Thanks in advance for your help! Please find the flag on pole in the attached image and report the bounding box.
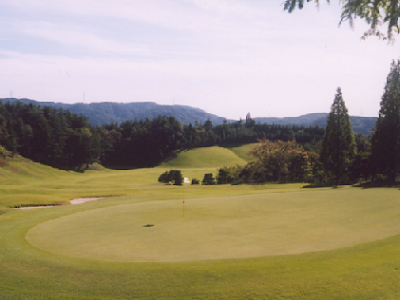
[184,177,190,184]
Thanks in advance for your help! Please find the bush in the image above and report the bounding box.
[169,170,183,185]
[158,171,170,184]
[158,170,183,185]
[216,167,233,184]
[202,173,215,185]
[191,178,200,185]
[217,165,243,184]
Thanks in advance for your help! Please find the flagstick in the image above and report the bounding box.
[183,184,185,217]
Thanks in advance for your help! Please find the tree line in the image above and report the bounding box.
[0,100,325,169]
[0,101,100,169]
[214,61,400,186]
[1,60,400,185]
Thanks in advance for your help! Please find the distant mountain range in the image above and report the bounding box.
[1,98,377,135]
[1,98,230,127]
[254,114,377,136]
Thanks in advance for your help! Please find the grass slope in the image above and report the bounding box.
[161,146,247,168]
[223,143,258,162]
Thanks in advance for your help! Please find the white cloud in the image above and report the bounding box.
[21,21,150,55]
[0,1,398,119]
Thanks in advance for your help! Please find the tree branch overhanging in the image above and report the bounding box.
[283,0,399,41]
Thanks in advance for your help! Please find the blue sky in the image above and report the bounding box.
[1,0,399,119]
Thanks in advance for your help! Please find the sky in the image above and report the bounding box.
[1,0,399,119]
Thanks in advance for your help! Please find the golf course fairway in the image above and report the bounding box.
[26,188,400,262]
[3,150,400,299]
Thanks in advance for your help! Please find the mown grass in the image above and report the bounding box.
[26,188,400,262]
[161,146,247,168]
[223,143,258,162]
[1,149,400,299]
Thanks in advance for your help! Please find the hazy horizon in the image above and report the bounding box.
[1,1,398,119]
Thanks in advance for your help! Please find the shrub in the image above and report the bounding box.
[169,170,183,185]
[158,170,183,185]
[216,165,243,184]
[158,171,170,183]
[202,173,215,185]
[191,178,200,185]
[216,167,233,184]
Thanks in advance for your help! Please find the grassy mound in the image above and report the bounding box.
[223,143,258,162]
[0,155,122,208]
[161,146,247,168]
[0,155,62,180]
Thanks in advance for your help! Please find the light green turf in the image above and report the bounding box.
[0,151,305,209]
[27,188,400,262]
[161,146,247,168]
[3,152,400,299]
[223,143,259,162]
[2,186,400,299]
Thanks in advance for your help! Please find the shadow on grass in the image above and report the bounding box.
[354,180,400,189]
[303,183,333,189]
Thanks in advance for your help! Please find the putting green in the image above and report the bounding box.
[26,188,400,262]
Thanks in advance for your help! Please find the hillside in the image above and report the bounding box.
[255,113,376,135]
[1,98,231,126]
[2,98,377,134]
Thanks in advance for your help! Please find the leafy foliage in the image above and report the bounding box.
[217,166,242,184]
[202,173,216,185]
[244,140,312,183]
[213,141,316,185]
[284,0,400,41]
[158,171,170,184]
[158,170,183,185]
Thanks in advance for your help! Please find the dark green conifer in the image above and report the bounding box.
[371,60,400,182]
[320,88,356,185]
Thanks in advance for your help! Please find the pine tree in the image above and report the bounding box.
[371,60,400,182]
[320,87,356,185]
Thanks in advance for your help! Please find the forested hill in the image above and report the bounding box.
[2,98,376,135]
[255,114,377,136]
[1,98,230,126]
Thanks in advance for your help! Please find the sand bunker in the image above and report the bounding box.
[18,206,55,209]
[70,197,104,205]
[16,197,104,209]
